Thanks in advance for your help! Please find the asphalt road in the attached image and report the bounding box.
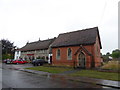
[2,64,115,89]
[0,68,2,89]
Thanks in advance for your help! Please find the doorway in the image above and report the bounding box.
[78,52,86,68]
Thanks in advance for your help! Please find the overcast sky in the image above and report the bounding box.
[0,0,119,54]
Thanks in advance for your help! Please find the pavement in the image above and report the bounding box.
[2,63,120,89]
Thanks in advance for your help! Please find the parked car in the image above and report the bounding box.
[3,59,13,64]
[22,60,28,63]
[3,59,7,63]
[32,59,48,66]
[12,59,27,64]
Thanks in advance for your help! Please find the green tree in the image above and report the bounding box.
[102,52,111,62]
[111,49,120,59]
[1,39,16,59]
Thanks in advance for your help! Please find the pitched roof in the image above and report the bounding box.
[20,38,56,51]
[51,27,102,49]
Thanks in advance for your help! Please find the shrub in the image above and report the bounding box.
[101,60,120,70]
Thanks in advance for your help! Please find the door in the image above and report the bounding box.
[50,56,52,64]
[78,52,86,68]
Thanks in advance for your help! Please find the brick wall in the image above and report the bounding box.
[52,45,95,68]
[52,38,102,69]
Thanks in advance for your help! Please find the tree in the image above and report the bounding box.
[111,49,120,59]
[1,39,16,60]
[106,52,110,56]
[102,52,111,62]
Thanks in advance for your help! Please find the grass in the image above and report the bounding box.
[101,60,120,70]
[25,66,73,73]
[25,62,120,81]
[69,70,120,81]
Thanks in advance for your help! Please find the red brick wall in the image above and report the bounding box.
[52,45,93,68]
[52,37,102,68]
[93,36,102,67]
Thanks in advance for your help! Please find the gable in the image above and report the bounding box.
[74,45,92,56]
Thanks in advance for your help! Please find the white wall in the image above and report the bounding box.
[14,51,21,60]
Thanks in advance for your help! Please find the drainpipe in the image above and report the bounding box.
[91,56,95,69]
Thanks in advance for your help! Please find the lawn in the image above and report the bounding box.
[25,66,73,73]
[25,65,120,81]
[69,70,120,81]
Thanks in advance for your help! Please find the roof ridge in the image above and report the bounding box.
[27,37,56,44]
[60,27,98,35]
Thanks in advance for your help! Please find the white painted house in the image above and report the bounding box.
[14,49,21,60]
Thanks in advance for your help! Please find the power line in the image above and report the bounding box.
[98,0,107,26]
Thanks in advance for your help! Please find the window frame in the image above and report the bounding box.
[67,48,72,60]
[56,49,61,60]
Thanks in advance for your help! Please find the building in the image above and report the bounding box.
[14,49,21,60]
[19,38,56,62]
[51,27,102,68]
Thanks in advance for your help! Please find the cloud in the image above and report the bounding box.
[0,0,118,54]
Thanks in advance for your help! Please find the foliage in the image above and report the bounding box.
[101,60,120,70]
[69,70,120,81]
[1,39,16,59]
[111,49,120,59]
[102,52,111,62]
[2,54,12,60]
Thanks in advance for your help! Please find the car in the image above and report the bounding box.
[32,59,48,66]
[3,59,7,63]
[22,60,28,63]
[3,59,13,64]
[12,59,27,64]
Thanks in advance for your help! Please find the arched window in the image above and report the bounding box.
[56,49,60,60]
[67,48,72,60]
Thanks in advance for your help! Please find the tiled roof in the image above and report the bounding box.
[51,27,102,49]
[20,38,56,51]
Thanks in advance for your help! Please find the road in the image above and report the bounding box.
[0,68,2,89]
[2,64,115,89]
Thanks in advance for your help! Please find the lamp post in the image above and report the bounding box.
[0,41,2,60]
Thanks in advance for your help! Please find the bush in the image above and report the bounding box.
[2,54,13,60]
[101,60,120,70]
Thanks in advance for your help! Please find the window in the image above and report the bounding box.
[17,51,19,54]
[56,49,60,60]
[67,48,72,60]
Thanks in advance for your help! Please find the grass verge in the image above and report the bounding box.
[25,66,73,73]
[69,70,120,81]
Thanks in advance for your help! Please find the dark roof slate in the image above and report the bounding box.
[51,27,102,49]
[20,38,56,51]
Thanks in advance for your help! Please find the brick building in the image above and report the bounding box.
[51,27,102,68]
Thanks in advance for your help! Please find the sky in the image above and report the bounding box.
[0,0,119,54]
